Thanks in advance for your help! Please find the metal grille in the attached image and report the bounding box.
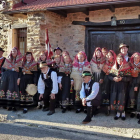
[17,28,27,55]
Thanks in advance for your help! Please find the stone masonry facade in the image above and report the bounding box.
[0,0,140,59]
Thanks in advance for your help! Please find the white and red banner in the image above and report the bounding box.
[45,29,53,58]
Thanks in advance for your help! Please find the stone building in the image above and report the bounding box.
[0,0,140,60]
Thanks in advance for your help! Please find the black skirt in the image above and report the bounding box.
[20,74,37,108]
[60,74,74,107]
[0,70,20,107]
[101,75,110,106]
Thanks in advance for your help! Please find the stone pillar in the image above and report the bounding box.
[27,12,46,59]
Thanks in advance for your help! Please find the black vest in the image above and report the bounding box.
[41,69,53,89]
[84,80,101,101]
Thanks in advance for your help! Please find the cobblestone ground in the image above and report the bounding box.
[0,108,140,140]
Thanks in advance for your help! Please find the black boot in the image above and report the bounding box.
[138,116,140,124]
[137,114,140,119]
[12,107,17,112]
[23,108,28,114]
[7,107,12,111]
[82,107,92,124]
[62,108,67,113]
[47,99,55,115]
[130,113,135,118]
[76,108,82,113]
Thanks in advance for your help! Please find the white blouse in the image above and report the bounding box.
[38,68,58,94]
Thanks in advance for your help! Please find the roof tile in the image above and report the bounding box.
[9,0,125,12]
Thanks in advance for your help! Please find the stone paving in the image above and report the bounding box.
[0,108,140,140]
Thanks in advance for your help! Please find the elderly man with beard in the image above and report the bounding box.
[38,61,58,115]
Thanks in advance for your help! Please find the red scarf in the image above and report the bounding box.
[91,47,106,64]
[73,51,90,67]
[103,50,116,74]
[110,54,131,77]
[2,47,23,72]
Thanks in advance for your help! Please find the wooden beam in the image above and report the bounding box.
[11,23,27,29]
[72,19,140,26]
[109,5,115,12]
[82,8,89,15]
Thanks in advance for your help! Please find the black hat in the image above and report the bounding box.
[0,48,5,52]
[119,43,129,50]
[82,71,92,77]
[54,47,62,52]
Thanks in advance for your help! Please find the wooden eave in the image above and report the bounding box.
[2,0,140,17]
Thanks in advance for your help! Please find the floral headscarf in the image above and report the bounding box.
[59,54,72,74]
[130,52,140,69]
[73,51,90,67]
[2,47,23,72]
[91,47,106,64]
[110,53,131,77]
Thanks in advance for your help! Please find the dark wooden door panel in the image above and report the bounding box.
[87,29,140,61]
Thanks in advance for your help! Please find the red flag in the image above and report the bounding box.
[45,29,53,58]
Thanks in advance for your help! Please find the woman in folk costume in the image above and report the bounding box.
[108,53,131,120]
[38,51,47,64]
[102,47,108,58]
[71,51,91,113]
[100,50,116,114]
[20,52,38,113]
[90,47,106,83]
[61,51,73,63]
[0,47,22,111]
[58,54,74,113]
[0,48,5,81]
[129,52,140,124]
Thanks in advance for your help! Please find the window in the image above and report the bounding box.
[17,28,27,55]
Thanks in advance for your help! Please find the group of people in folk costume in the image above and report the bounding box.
[0,42,140,124]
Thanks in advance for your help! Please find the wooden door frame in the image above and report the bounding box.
[76,18,140,60]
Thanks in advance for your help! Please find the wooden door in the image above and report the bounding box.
[86,28,140,61]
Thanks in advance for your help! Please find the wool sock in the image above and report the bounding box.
[116,112,120,117]
[122,111,125,117]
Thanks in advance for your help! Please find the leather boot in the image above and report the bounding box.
[47,99,56,115]
[82,107,92,124]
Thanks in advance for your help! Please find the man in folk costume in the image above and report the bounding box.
[37,51,48,109]
[71,51,91,113]
[129,52,140,124]
[119,43,132,62]
[119,43,132,110]
[51,55,61,73]
[38,61,58,115]
[100,50,116,115]
[0,48,5,81]
[80,71,101,124]
[20,52,38,113]
[109,54,131,120]
[90,47,106,83]
[50,54,61,108]
[0,47,22,111]
[54,47,62,56]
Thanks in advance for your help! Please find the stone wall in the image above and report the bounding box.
[0,5,140,59]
